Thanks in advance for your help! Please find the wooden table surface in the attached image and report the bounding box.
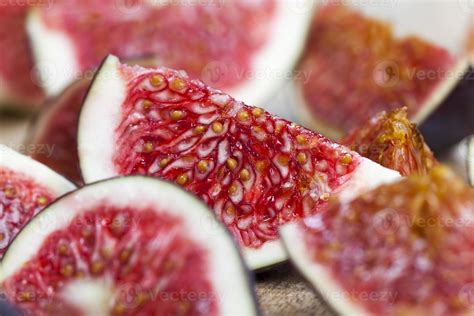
[256,263,335,316]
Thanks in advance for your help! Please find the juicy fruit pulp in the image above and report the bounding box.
[112,72,360,248]
[29,79,89,185]
[0,145,75,258]
[282,166,474,316]
[29,0,276,96]
[0,4,44,108]
[297,4,457,137]
[4,206,217,315]
[0,177,257,315]
[0,169,53,257]
[79,56,401,269]
[343,108,437,176]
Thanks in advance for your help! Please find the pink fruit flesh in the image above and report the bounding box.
[296,167,474,316]
[112,64,360,249]
[31,79,89,185]
[0,5,44,106]
[38,0,276,89]
[3,205,217,315]
[0,168,53,257]
[297,4,456,133]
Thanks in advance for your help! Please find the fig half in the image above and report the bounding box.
[0,145,75,258]
[281,166,474,316]
[28,78,90,185]
[295,3,470,139]
[0,176,258,315]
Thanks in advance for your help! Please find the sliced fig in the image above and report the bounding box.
[0,176,258,315]
[0,145,75,258]
[28,78,89,185]
[27,0,313,105]
[78,55,400,270]
[343,107,437,176]
[281,166,474,316]
[0,4,44,110]
[295,3,470,139]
